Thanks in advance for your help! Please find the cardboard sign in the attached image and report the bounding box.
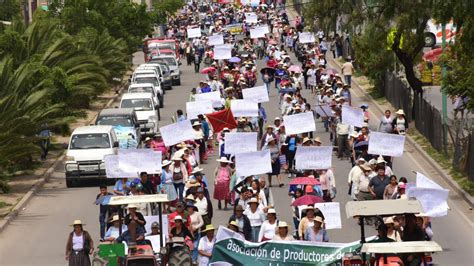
[341,105,364,128]
[245,12,258,24]
[283,112,316,135]
[235,150,272,177]
[208,34,224,46]
[299,32,316,43]
[194,90,223,108]
[224,132,258,154]
[368,132,405,157]
[242,86,269,103]
[295,146,333,170]
[314,105,334,117]
[250,26,268,39]
[230,99,259,117]
[187,27,201,39]
[186,101,214,119]
[159,120,196,146]
[214,44,233,59]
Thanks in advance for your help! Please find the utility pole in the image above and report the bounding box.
[441,23,448,156]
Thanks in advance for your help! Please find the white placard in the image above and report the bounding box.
[145,235,162,253]
[213,44,233,59]
[406,187,449,217]
[416,172,443,190]
[186,101,214,119]
[250,26,268,39]
[159,120,196,146]
[105,154,136,178]
[224,132,258,154]
[187,27,201,39]
[314,202,342,229]
[314,105,334,117]
[230,99,259,117]
[242,86,269,103]
[208,34,224,46]
[194,90,223,108]
[240,0,249,5]
[283,112,316,135]
[245,12,258,24]
[368,132,405,157]
[144,215,169,242]
[341,105,364,127]
[118,149,162,175]
[235,150,272,177]
[250,0,260,6]
[295,146,333,170]
[299,32,316,43]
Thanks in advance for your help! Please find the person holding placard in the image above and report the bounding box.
[170,154,189,201]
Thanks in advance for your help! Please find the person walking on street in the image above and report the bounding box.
[65,220,94,266]
[341,58,354,86]
[214,157,233,210]
[95,185,113,240]
[392,109,409,135]
[378,110,394,133]
[369,166,391,200]
[304,216,328,242]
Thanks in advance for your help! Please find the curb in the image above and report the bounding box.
[0,77,130,234]
[330,58,474,208]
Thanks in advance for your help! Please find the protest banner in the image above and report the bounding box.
[214,44,233,59]
[159,120,196,146]
[405,172,449,217]
[283,112,316,135]
[194,90,223,108]
[208,34,224,46]
[314,203,342,229]
[225,23,243,35]
[235,150,271,177]
[314,105,334,118]
[210,227,364,265]
[341,105,364,127]
[295,146,333,170]
[104,154,136,178]
[250,26,268,38]
[299,32,316,44]
[245,12,258,23]
[231,99,259,117]
[368,131,405,157]
[187,27,201,39]
[118,149,162,175]
[242,85,269,103]
[224,132,258,154]
[416,172,444,189]
[186,100,214,119]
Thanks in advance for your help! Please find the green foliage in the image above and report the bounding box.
[0,0,20,21]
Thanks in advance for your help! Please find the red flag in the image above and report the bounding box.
[205,109,238,133]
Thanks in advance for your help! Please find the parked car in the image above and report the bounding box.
[149,55,181,85]
[120,93,160,139]
[131,73,164,107]
[143,63,173,90]
[65,125,118,187]
[128,83,161,111]
[95,108,140,149]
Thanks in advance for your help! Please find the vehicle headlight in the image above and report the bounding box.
[149,115,158,122]
[65,156,75,161]
[65,163,78,171]
[99,162,106,169]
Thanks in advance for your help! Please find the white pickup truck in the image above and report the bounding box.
[120,92,159,139]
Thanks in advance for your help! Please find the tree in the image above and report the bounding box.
[0,0,20,21]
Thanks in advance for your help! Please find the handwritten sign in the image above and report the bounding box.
[235,150,272,177]
[159,120,196,146]
[407,187,449,217]
[208,34,224,46]
[283,112,316,135]
[314,105,334,117]
[194,90,223,108]
[299,32,316,43]
[295,146,333,170]
[416,172,443,190]
[224,132,258,154]
[314,202,342,229]
[368,132,405,157]
[242,86,269,103]
[186,101,214,119]
[213,44,233,59]
[144,214,169,250]
[118,149,162,175]
[245,12,258,24]
[105,154,136,178]
[230,99,259,117]
[250,26,268,39]
[187,27,201,39]
[341,105,364,127]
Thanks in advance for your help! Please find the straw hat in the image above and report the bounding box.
[266,136,276,143]
[228,220,239,228]
[314,216,324,224]
[247,198,259,204]
[313,137,322,143]
[395,109,405,115]
[384,217,395,224]
[110,215,121,223]
[70,220,86,226]
[377,155,387,164]
[174,215,184,221]
[127,204,138,209]
[267,208,277,214]
[360,164,372,172]
[223,127,230,132]
[350,131,361,138]
[162,160,172,167]
[274,117,281,121]
[202,224,216,232]
[172,153,183,161]
[192,121,202,127]
[191,167,204,174]
[216,157,231,163]
[185,194,195,202]
[278,221,289,228]
[302,137,312,144]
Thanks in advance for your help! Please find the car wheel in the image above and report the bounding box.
[176,79,181,86]
[66,177,78,188]
[424,33,436,47]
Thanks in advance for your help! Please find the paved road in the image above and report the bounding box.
[0,48,472,265]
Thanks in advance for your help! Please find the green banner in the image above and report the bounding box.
[209,227,363,265]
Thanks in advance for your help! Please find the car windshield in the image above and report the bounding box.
[70,133,110,149]
[129,87,153,93]
[97,115,133,127]
[159,64,170,74]
[121,99,153,111]
[134,77,159,86]
[151,57,177,66]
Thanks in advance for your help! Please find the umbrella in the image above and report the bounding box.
[288,65,302,73]
[354,140,369,150]
[291,195,324,207]
[289,177,321,186]
[200,67,216,74]
[205,108,238,133]
[229,57,241,63]
[268,40,277,45]
[260,67,275,75]
[324,68,338,75]
[423,47,442,62]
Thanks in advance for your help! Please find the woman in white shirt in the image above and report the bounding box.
[198,225,216,266]
[273,221,294,241]
[244,198,266,242]
[258,208,279,242]
[188,203,204,263]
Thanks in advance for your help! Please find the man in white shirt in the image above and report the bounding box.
[347,158,366,200]
[335,113,350,159]
[341,58,355,86]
